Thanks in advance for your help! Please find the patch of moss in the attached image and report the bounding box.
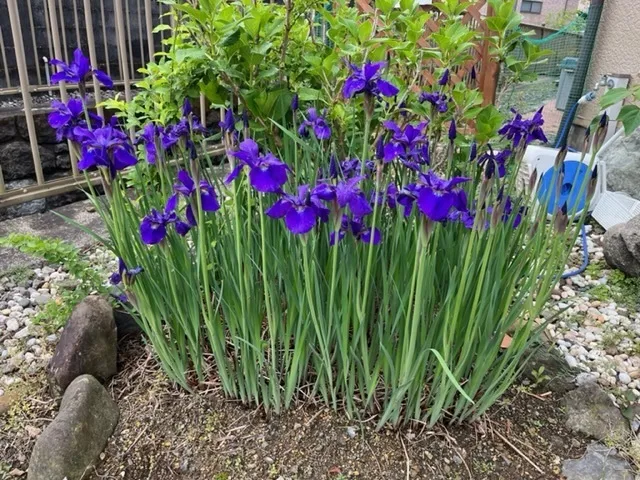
[587,284,610,302]
[586,271,640,314]
[608,270,640,314]
[584,261,605,279]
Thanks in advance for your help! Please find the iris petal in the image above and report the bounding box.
[284,207,316,234]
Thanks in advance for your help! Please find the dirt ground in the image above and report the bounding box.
[1,335,593,480]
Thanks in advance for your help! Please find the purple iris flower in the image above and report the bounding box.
[416,171,469,222]
[50,48,113,88]
[372,182,398,209]
[314,176,373,217]
[298,108,331,140]
[439,69,450,86]
[469,141,477,162]
[226,139,289,193]
[325,157,374,180]
[399,171,469,222]
[174,204,198,236]
[495,192,525,228]
[498,107,548,148]
[419,91,449,113]
[265,185,329,235]
[448,119,457,142]
[135,123,160,165]
[219,108,236,133]
[448,209,475,229]
[329,215,381,246]
[173,170,221,212]
[182,99,192,117]
[140,198,179,245]
[48,98,95,142]
[478,146,511,179]
[160,103,208,157]
[109,258,143,286]
[74,125,137,178]
[343,61,399,99]
[291,94,299,112]
[381,121,429,166]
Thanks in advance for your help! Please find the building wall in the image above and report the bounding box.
[575,0,640,128]
[516,0,581,26]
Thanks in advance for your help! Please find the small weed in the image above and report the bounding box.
[586,271,640,314]
[584,261,605,279]
[213,473,230,480]
[32,290,80,333]
[608,270,640,314]
[587,284,610,302]
[1,266,35,284]
[473,459,494,474]
[530,366,551,388]
[602,330,626,351]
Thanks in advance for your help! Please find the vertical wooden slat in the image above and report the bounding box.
[200,94,206,124]
[0,164,5,194]
[114,0,132,102]
[72,0,82,50]
[42,0,55,65]
[7,0,44,185]
[144,0,155,60]
[57,0,69,62]
[114,0,134,139]
[100,0,111,78]
[26,0,43,85]
[0,26,11,88]
[47,0,79,176]
[137,0,145,67]
[83,0,104,117]
[125,0,135,79]
[479,4,499,105]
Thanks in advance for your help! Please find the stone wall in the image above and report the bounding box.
[0,108,83,220]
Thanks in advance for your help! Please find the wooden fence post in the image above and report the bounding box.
[479,4,500,106]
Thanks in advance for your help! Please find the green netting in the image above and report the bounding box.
[496,13,588,142]
[512,14,586,77]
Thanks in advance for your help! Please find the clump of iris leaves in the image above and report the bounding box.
[44,6,602,428]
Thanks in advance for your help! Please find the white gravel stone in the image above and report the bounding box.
[14,327,30,340]
[619,372,632,385]
[5,318,19,332]
[565,355,579,368]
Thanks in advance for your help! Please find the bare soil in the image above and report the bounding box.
[1,335,592,480]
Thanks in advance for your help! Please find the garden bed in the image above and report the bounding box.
[2,334,590,479]
[1,219,638,479]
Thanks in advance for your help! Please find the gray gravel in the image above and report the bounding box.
[0,248,116,393]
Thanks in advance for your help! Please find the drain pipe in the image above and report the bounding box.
[556,0,606,147]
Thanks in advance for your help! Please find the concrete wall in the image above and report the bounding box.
[516,0,581,26]
[574,0,640,128]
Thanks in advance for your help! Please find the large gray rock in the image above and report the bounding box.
[0,140,57,181]
[47,296,117,393]
[564,383,631,442]
[562,442,635,480]
[27,375,119,480]
[600,127,640,200]
[603,214,640,277]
